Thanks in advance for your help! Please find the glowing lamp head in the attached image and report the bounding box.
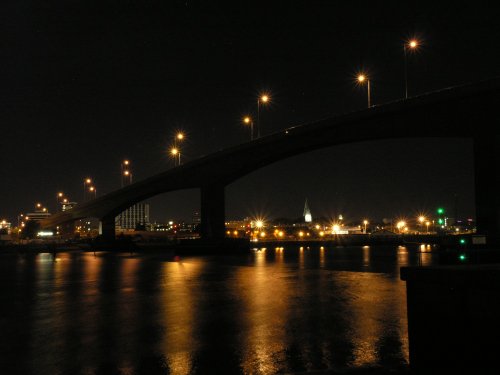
[243,116,251,124]
[357,74,366,83]
[58,192,63,197]
[85,178,91,184]
[171,148,179,156]
[418,216,425,223]
[260,94,269,103]
[177,133,184,140]
[408,39,418,49]
[123,160,129,165]
[124,170,130,176]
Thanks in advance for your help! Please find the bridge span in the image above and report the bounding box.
[41,78,500,245]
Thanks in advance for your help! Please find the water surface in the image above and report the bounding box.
[0,245,437,374]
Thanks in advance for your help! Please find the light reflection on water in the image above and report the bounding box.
[0,245,438,374]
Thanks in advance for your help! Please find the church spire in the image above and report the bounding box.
[304,199,312,223]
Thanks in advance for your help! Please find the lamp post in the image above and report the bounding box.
[123,170,132,185]
[89,186,97,199]
[418,215,426,234]
[357,74,371,108]
[121,160,130,187]
[172,132,184,166]
[175,132,184,146]
[257,94,269,138]
[57,192,64,211]
[83,178,92,201]
[243,116,254,141]
[363,220,369,233]
[404,39,419,99]
[171,147,180,166]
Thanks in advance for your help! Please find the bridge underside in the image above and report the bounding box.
[40,79,500,245]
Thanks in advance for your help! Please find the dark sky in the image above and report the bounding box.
[1,1,499,224]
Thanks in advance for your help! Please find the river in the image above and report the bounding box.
[0,244,438,374]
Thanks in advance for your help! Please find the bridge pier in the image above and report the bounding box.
[99,216,116,242]
[474,134,500,246]
[200,184,226,240]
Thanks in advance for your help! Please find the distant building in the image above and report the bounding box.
[61,201,77,212]
[304,199,312,223]
[115,203,150,230]
[192,211,201,225]
[0,220,11,232]
[25,210,51,222]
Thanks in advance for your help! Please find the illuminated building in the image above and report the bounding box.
[115,203,150,230]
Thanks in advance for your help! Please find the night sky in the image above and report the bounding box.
[1,1,499,224]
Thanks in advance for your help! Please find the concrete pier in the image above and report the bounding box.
[401,265,500,374]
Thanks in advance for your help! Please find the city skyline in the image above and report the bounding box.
[1,2,498,223]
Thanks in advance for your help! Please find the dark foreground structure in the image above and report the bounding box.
[401,265,500,374]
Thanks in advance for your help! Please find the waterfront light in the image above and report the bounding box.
[363,220,369,233]
[396,221,406,232]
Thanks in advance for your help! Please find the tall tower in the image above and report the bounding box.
[304,199,312,223]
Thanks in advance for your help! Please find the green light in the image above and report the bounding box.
[459,238,466,245]
[438,218,444,225]
[437,208,444,215]
[459,254,467,261]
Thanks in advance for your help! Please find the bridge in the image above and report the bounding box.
[41,78,500,245]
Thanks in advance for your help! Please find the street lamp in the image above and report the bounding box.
[357,74,371,108]
[176,132,184,143]
[83,178,92,201]
[363,220,369,233]
[171,147,180,166]
[257,94,270,138]
[404,39,419,99]
[121,160,130,187]
[123,170,132,185]
[418,215,426,233]
[396,221,406,233]
[89,186,97,199]
[425,221,430,234]
[57,192,64,211]
[243,116,254,141]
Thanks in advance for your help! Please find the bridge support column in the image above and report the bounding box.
[200,184,226,240]
[474,134,500,246]
[99,216,116,242]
